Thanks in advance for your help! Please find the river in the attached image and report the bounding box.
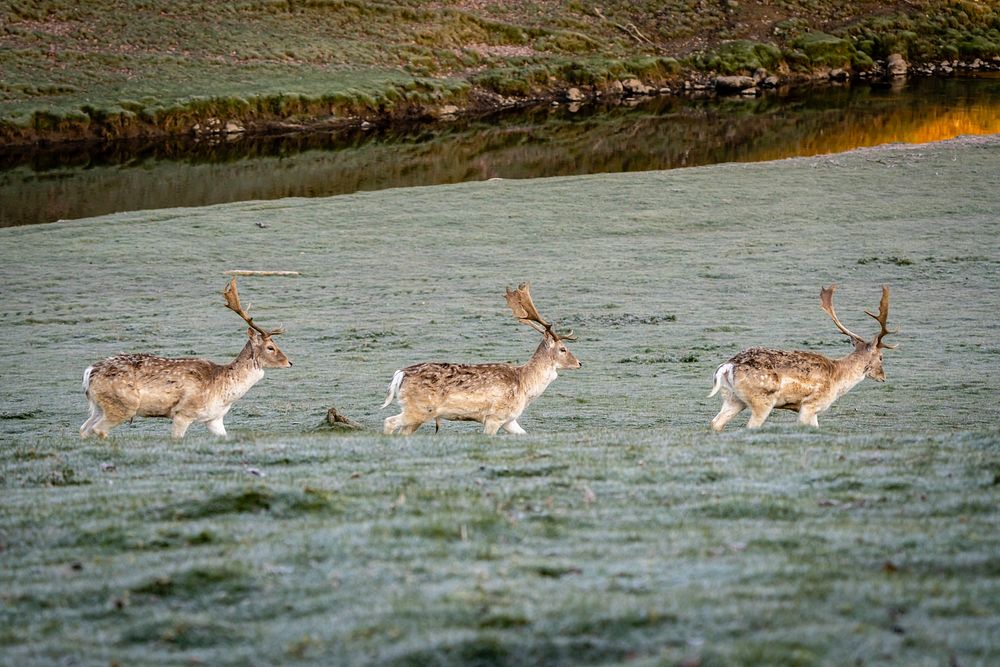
[1,74,998,227]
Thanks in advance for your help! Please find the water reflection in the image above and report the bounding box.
[2,74,998,227]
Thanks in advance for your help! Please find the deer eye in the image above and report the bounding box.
[267,345,275,351]
[559,347,567,352]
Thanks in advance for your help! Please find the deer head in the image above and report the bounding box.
[223,279,291,368]
[820,284,896,380]
[505,282,580,369]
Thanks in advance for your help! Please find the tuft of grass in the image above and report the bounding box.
[120,615,243,647]
[792,32,861,69]
[693,39,783,75]
[163,485,341,519]
[130,563,255,600]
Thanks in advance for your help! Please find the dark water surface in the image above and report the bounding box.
[2,74,999,227]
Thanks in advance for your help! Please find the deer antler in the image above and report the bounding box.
[819,284,866,345]
[864,285,898,349]
[223,279,283,337]
[505,283,576,340]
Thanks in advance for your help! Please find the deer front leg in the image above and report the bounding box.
[502,420,527,435]
[798,407,820,428]
[206,417,228,437]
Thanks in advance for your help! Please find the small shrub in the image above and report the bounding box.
[793,32,858,69]
[696,40,783,74]
[958,35,1000,57]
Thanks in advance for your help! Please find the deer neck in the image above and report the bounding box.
[518,341,560,402]
[218,340,266,403]
[830,347,870,398]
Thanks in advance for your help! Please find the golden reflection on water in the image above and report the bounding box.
[758,107,1000,162]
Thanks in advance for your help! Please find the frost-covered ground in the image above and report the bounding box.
[1,136,998,666]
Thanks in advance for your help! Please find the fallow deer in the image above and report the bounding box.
[709,284,897,430]
[381,283,581,435]
[80,279,291,439]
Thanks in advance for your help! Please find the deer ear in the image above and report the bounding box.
[247,327,260,340]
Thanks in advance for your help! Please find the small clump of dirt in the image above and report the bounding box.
[320,406,364,432]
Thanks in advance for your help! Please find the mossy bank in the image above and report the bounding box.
[2,0,1000,145]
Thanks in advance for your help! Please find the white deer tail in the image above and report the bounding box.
[708,362,734,398]
[381,370,405,409]
[82,366,95,394]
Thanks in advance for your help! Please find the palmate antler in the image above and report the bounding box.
[223,279,284,337]
[820,284,896,348]
[864,285,898,349]
[504,282,575,340]
[819,284,865,345]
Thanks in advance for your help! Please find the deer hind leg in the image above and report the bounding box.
[399,421,426,435]
[171,414,195,439]
[90,410,130,439]
[80,401,103,438]
[483,417,504,435]
[383,414,401,434]
[711,396,746,432]
[384,409,426,435]
[388,400,432,435]
[88,395,137,439]
[384,413,416,434]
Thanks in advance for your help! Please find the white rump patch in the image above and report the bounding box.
[381,370,405,408]
[708,363,734,398]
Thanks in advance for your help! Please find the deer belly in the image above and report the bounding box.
[436,396,515,423]
[436,403,491,423]
[136,383,199,418]
[766,376,814,406]
[439,412,485,424]
[135,393,179,417]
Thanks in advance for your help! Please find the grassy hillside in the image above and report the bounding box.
[1,0,999,143]
[1,137,998,665]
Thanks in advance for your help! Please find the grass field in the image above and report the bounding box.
[1,136,999,665]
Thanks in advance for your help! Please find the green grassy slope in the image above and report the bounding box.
[1,0,999,143]
[1,137,998,665]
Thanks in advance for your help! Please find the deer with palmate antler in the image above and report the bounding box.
[382,283,581,435]
[80,280,291,439]
[708,284,897,431]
